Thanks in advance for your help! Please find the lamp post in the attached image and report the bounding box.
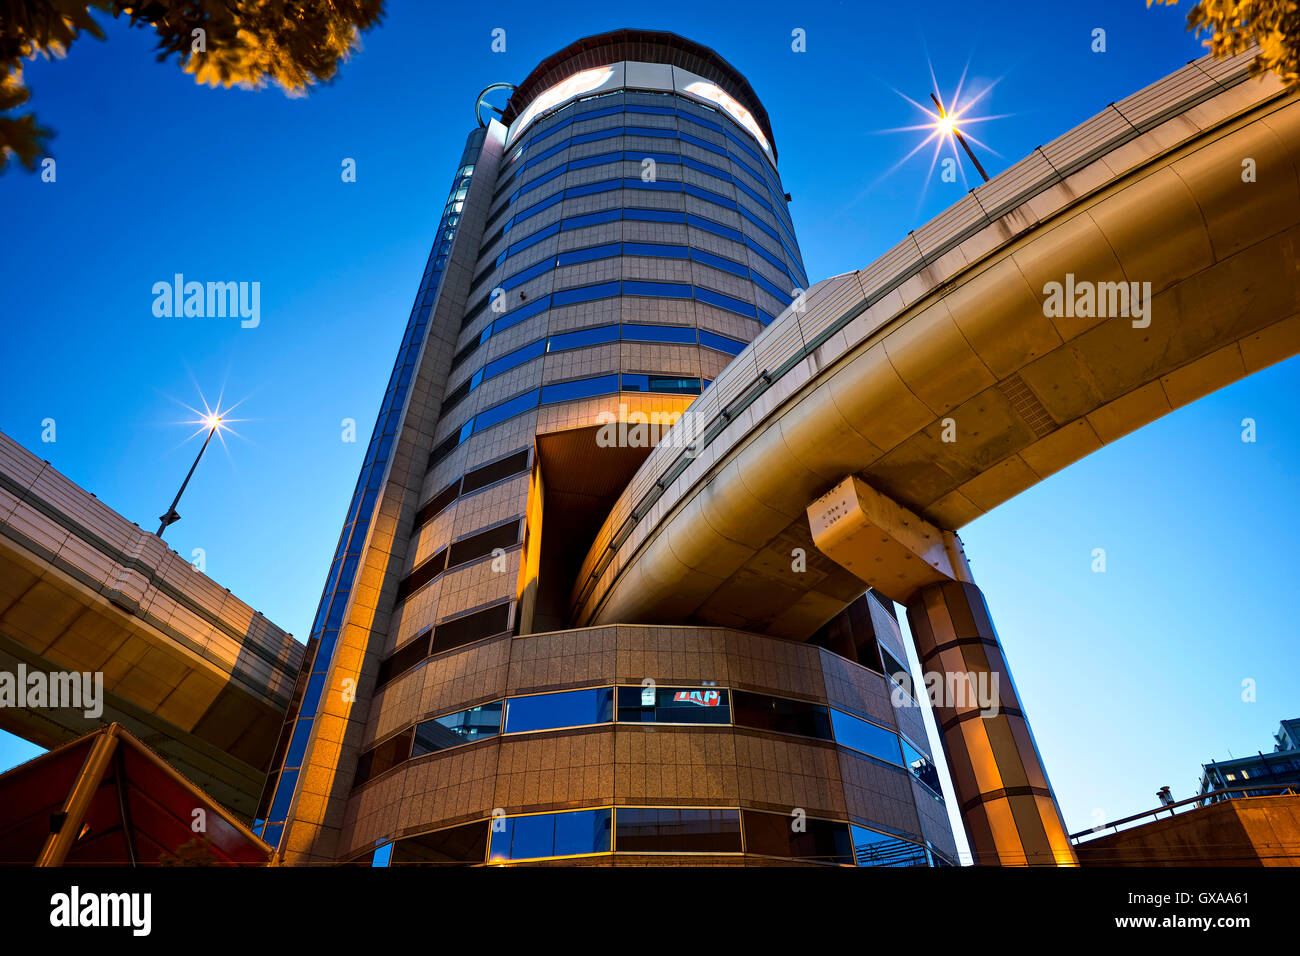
[156,415,221,538]
[931,91,990,183]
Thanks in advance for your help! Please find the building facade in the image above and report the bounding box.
[255,29,957,866]
[1199,718,1300,803]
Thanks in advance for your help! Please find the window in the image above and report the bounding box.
[732,690,832,740]
[447,520,520,568]
[695,286,757,319]
[615,808,741,853]
[472,389,540,433]
[626,208,685,223]
[484,338,545,379]
[504,687,614,733]
[622,241,689,259]
[830,709,903,766]
[354,728,413,786]
[552,281,620,306]
[622,280,692,298]
[548,325,619,352]
[622,323,696,344]
[391,821,489,865]
[850,825,930,867]
[490,808,612,861]
[691,247,749,278]
[376,630,432,687]
[460,450,530,496]
[616,686,730,724]
[621,374,701,395]
[699,330,746,355]
[743,810,853,864]
[431,602,510,654]
[412,702,503,756]
[540,374,619,404]
[557,242,619,266]
[901,738,943,798]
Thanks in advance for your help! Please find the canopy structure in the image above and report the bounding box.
[0,723,273,866]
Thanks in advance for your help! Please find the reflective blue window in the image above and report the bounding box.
[691,248,749,278]
[490,808,612,861]
[830,709,903,765]
[684,182,735,208]
[622,374,702,395]
[625,176,680,192]
[472,389,540,433]
[901,738,944,798]
[695,287,757,319]
[626,208,685,223]
[623,280,691,298]
[566,179,619,198]
[501,258,553,291]
[850,825,930,867]
[548,325,619,351]
[568,150,624,170]
[622,324,696,344]
[616,686,730,723]
[563,208,622,230]
[750,269,794,304]
[495,295,552,331]
[412,702,503,756]
[372,842,393,867]
[552,281,619,306]
[484,339,545,379]
[699,330,746,355]
[623,241,689,259]
[557,242,620,266]
[504,688,614,733]
[686,213,742,243]
[540,374,620,405]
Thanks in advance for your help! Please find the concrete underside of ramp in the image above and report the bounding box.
[572,56,1300,638]
[0,432,304,820]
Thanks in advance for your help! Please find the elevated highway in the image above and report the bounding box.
[0,430,304,819]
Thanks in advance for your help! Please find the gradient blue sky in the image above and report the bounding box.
[1,0,1296,860]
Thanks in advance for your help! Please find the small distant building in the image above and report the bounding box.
[1072,718,1300,866]
[1199,718,1300,804]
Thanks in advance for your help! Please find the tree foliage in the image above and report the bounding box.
[1152,0,1300,84]
[0,1,384,172]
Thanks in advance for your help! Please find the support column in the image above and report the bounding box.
[905,579,1077,866]
[809,475,1077,866]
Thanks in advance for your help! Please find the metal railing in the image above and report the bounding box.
[1069,783,1300,843]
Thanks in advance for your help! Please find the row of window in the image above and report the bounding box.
[394,518,521,605]
[476,202,797,300]
[485,173,798,281]
[355,683,942,801]
[502,92,787,226]
[426,369,707,472]
[373,603,511,693]
[489,140,794,260]
[415,448,531,532]
[466,235,796,328]
[452,275,763,377]
[255,159,481,848]
[443,320,742,417]
[362,807,949,866]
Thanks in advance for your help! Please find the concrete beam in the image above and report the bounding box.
[807,475,972,604]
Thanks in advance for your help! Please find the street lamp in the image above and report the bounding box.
[156,413,222,538]
[930,91,990,183]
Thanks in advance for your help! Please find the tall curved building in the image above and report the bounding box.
[257,29,959,866]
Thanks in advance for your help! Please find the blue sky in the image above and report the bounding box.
[1,0,1296,859]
